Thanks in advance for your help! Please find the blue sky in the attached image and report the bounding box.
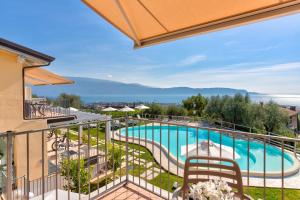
[1,0,300,94]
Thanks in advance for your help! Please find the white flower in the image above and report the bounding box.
[219,180,227,191]
[189,179,238,200]
[226,186,232,193]
[200,196,208,200]
[208,193,219,200]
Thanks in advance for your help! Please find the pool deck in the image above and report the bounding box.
[113,130,300,189]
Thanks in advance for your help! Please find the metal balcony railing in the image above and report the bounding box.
[139,114,300,155]
[0,117,300,200]
[24,98,71,120]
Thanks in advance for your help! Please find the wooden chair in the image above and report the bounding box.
[172,156,251,200]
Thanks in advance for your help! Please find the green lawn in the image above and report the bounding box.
[82,126,105,140]
[128,163,146,176]
[148,173,300,200]
[148,172,183,192]
[245,187,300,200]
[67,127,106,147]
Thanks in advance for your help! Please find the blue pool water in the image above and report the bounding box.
[120,125,295,172]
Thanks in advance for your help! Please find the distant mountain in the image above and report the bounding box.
[32,76,249,98]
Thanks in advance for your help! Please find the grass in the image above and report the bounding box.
[126,142,155,162]
[68,133,78,141]
[82,126,106,140]
[128,163,146,176]
[245,187,300,200]
[67,127,106,147]
[149,174,300,200]
[148,172,183,192]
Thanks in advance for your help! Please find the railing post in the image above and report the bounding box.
[105,121,111,143]
[79,125,83,145]
[125,116,129,182]
[6,131,13,200]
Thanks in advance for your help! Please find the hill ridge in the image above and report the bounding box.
[32,76,249,97]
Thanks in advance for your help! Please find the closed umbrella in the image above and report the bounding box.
[102,107,117,112]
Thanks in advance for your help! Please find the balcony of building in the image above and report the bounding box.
[0,116,299,200]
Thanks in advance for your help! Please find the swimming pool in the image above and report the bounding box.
[120,125,299,174]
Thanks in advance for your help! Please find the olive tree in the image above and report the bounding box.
[144,103,165,116]
[263,101,289,133]
[182,94,207,116]
[166,105,187,116]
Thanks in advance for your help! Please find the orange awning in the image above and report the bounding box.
[82,0,300,48]
[25,68,74,86]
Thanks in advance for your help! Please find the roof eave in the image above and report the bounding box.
[0,38,55,63]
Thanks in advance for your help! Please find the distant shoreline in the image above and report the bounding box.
[78,93,300,107]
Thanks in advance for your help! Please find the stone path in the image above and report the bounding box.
[140,167,162,180]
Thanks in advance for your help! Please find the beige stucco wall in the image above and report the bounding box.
[0,50,48,180]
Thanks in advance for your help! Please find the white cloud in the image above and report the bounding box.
[243,62,300,73]
[158,62,300,94]
[106,74,113,78]
[179,54,207,66]
[237,44,280,53]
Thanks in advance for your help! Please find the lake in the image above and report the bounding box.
[81,94,300,107]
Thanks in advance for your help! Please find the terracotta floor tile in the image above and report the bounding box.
[99,183,164,200]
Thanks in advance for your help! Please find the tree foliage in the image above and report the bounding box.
[264,101,289,132]
[55,93,82,108]
[201,94,290,135]
[60,159,91,194]
[222,94,250,125]
[182,94,207,116]
[144,103,166,116]
[166,105,187,116]
[107,144,123,172]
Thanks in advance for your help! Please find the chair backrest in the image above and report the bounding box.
[182,156,244,199]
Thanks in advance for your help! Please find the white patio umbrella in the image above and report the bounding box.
[102,107,117,112]
[135,104,149,110]
[69,107,79,112]
[119,106,135,112]
[181,141,240,159]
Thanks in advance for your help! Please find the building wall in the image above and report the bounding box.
[0,50,48,180]
[0,50,24,131]
[290,115,298,130]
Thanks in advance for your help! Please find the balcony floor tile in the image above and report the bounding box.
[99,183,164,200]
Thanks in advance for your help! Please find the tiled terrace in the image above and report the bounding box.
[99,183,164,200]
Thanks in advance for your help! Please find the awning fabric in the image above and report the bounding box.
[25,68,74,86]
[82,0,300,48]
